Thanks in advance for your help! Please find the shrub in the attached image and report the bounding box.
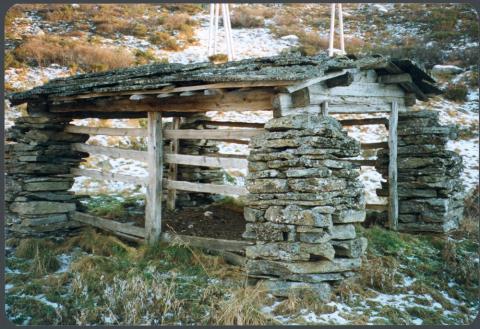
[164,13,196,32]
[134,49,157,65]
[298,32,329,56]
[230,6,265,28]
[132,23,148,37]
[443,83,468,102]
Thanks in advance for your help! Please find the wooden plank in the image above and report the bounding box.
[163,128,264,140]
[160,231,253,253]
[366,204,388,212]
[348,159,377,166]
[71,168,147,185]
[167,117,180,211]
[198,120,265,128]
[71,211,146,238]
[145,112,163,244]
[321,101,329,116]
[378,73,413,84]
[164,153,248,169]
[71,143,148,162]
[50,89,275,114]
[339,118,389,127]
[388,101,399,231]
[361,142,388,150]
[165,179,248,195]
[300,94,406,108]
[65,125,147,137]
[50,80,296,102]
[218,139,250,145]
[309,82,405,98]
[286,70,347,93]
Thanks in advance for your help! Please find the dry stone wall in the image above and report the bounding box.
[5,114,89,236]
[376,110,465,232]
[243,114,367,301]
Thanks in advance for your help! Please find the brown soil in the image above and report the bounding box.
[103,203,247,241]
[163,204,246,240]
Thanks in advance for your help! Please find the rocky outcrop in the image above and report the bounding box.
[243,114,367,301]
[5,115,88,236]
[376,110,465,233]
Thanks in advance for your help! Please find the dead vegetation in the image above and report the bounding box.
[230,5,274,28]
[12,35,134,72]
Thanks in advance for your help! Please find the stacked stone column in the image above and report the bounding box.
[5,114,89,236]
[376,110,465,233]
[243,115,367,301]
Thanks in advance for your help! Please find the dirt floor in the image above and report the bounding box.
[92,203,247,241]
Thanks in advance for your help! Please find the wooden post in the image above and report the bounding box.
[145,112,163,244]
[207,4,215,56]
[338,4,345,54]
[167,117,180,211]
[321,101,329,116]
[388,101,398,230]
[328,3,336,57]
[213,3,220,54]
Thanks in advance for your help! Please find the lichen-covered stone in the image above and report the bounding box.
[260,280,332,302]
[10,201,76,215]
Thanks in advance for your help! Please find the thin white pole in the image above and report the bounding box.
[221,4,232,60]
[328,3,336,57]
[225,4,235,60]
[207,4,215,56]
[338,3,345,54]
[213,3,220,54]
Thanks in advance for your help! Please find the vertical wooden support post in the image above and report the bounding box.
[321,101,329,116]
[388,101,399,230]
[146,112,163,244]
[328,3,336,57]
[167,117,180,211]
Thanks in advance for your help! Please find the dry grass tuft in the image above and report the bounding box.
[59,228,137,257]
[209,285,276,325]
[208,53,229,64]
[29,246,60,276]
[274,290,336,315]
[359,255,400,293]
[231,6,271,28]
[15,238,56,259]
[13,35,134,72]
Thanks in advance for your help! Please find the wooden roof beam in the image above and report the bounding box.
[49,89,275,114]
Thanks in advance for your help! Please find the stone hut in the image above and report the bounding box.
[5,54,464,298]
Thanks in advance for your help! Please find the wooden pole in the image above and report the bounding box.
[321,101,329,116]
[167,117,181,211]
[338,3,345,54]
[388,101,398,231]
[207,4,215,56]
[221,4,232,60]
[145,112,163,244]
[328,3,336,57]
[213,3,220,54]
[225,4,235,60]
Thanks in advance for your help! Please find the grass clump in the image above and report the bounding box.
[208,53,229,64]
[443,83,469,102]
[209,285,275,325]
[12,35,134,72]
[29,248,60,276]
[15,238,56,259]
[230,6,266,28]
